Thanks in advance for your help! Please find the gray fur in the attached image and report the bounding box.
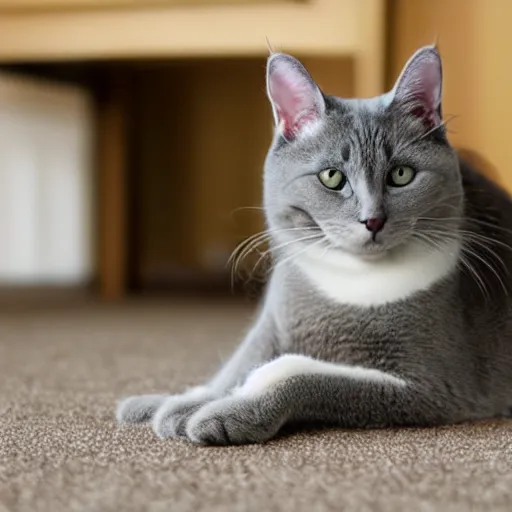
[117,46,512,444]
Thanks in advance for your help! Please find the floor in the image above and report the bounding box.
[0,296,511,512]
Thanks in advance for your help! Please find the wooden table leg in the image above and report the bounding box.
[98,75,127,300]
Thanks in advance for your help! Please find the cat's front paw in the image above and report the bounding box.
[152,386,215,439]
[116,394,168,424]
[185,395,285,445]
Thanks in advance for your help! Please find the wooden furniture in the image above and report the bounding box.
[0,0,386,298]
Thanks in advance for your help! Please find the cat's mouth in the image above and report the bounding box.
[319,227,389,258]
[360,242,390,260]
[286,205,400,260]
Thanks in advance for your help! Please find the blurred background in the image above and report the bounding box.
[0,0,509,302]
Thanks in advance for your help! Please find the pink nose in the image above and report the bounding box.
[363,217,386,234]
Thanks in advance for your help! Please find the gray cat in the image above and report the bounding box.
[116,46,512,445]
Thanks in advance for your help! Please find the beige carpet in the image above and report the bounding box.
[0,295,511,512]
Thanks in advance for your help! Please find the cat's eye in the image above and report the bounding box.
[318,168,346,191]
[387,166,416,187]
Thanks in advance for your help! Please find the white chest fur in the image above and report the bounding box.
[293,240,460,307]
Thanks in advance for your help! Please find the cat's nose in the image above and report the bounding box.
[362,217,386,234]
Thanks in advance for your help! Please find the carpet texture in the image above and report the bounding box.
[0,296,511,512]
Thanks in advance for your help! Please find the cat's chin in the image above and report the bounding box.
[331,244,390,262]
[357,251,389,262]
[349,238,424,263]
[333,239,415,262]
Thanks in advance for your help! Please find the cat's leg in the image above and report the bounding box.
[116,394,168,424]
[116,305,277,437]
[151,308,278,438]
[184,354,455,445]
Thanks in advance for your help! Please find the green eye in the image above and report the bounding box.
[318,168,346,191]
[388,166,416,187]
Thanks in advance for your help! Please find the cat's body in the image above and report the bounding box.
[117,46,512,444]
[271,159,512,423]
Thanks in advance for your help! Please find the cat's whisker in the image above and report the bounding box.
[453,234,507,274]
[230,226,323,289]
[251,233,325,277]
[231,232,271,273]
[415,114,459,142]
[460,244,508,296]
[464,219,512,237]
[391,115,459,160]
[228,230,270,265]
[414,192,466,218]
[419,215,512,238]
[230,226,323,285]
[229,231,272,289]
[229,226,318,268]
[458,252,490,302]
[430,230,509,290]
[413,231,491,301]
[319,243,332,260]
[434,231,506,274]
[229,228,290,289]
[229,206,265,217]
[271,237,328,273]
[419,223,512,256]
[268,233,324,257]
[456,236,509,275]
[414,228,505,299]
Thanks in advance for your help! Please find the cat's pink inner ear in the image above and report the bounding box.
[393,47,442,129]
[267,55,324,140]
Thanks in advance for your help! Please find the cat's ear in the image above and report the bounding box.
[390,46,443,129]
[266,53,326,141]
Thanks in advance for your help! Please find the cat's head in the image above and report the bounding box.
[263,46,463,261]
